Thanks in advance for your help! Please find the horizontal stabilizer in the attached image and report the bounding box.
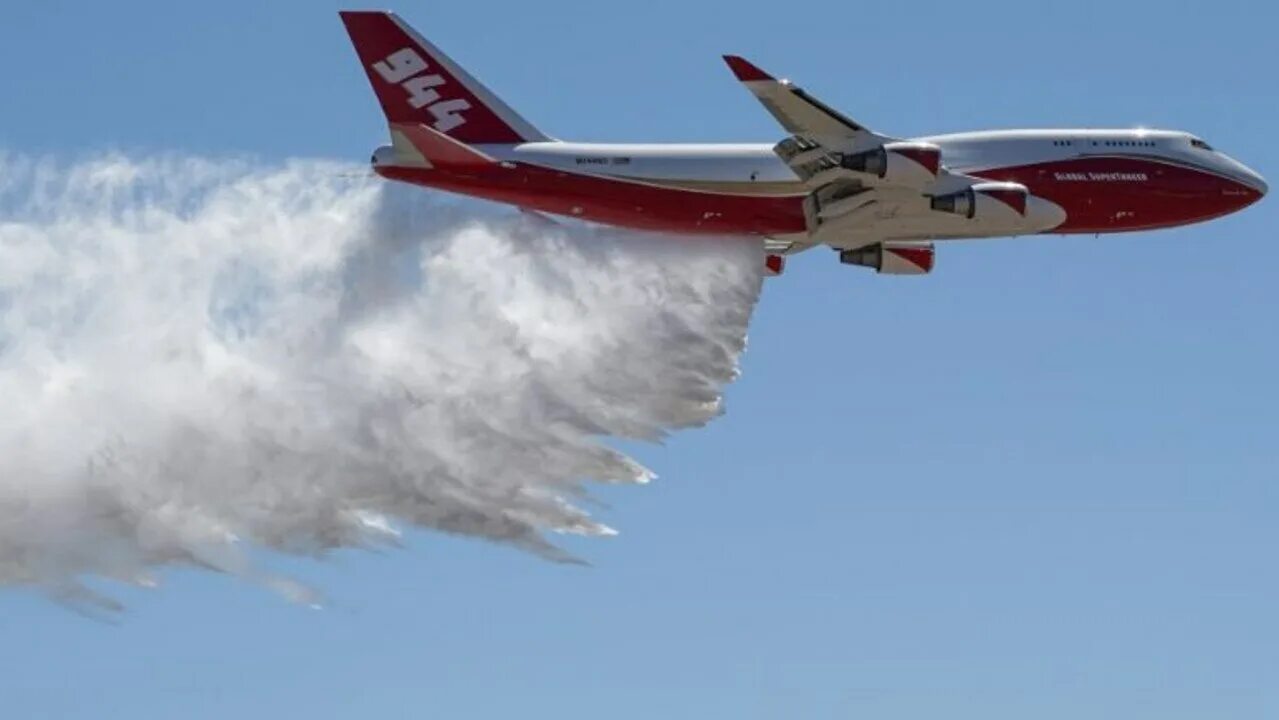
[389,122,497,169]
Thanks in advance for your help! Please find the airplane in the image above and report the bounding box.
[338,10,1267,277]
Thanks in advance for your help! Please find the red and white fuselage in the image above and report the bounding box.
[341,11,1266,275]
[378,130,1266,237]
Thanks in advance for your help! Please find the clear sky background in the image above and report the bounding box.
[1,0,1275,718]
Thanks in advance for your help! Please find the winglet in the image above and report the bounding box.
[722,55,774,82]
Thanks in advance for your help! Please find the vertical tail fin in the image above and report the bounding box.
[339,11,549,144]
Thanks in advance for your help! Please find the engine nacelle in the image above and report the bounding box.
[840,142,942,187]
[930,182,1029,220]
[839,242,935,275]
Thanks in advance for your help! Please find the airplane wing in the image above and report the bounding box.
[722,55,892,150]
[724,55,1035,252]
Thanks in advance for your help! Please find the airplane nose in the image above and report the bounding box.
[1213,153,1267,212]
[1239,165,1267,196]
[1224,155,1267,196]
[1238,169,1266,209]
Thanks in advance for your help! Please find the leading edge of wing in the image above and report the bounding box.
[721,54,877,139]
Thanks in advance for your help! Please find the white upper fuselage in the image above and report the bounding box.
[479,128,1265,197]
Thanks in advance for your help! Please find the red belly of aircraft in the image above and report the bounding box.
[378,164,808,236]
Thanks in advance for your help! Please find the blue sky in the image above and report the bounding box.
[1,1,1276,718]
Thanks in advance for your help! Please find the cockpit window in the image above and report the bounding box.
[1190,138,1214,151]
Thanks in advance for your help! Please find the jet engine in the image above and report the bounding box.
[839,142,942,187]
[930,182,1029,220]
[839,242,935,275]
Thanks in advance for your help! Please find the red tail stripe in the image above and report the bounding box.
[340,11,525,144]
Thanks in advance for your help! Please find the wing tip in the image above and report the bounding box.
[722,55,773,82]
